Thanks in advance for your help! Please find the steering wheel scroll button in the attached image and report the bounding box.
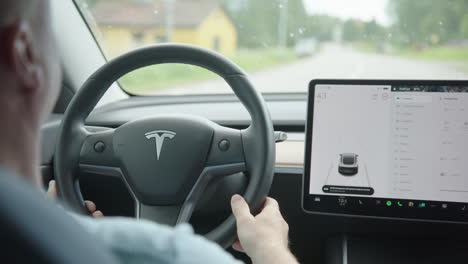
[94,141,106,153]
[274,131,288,143]
[218,139,230,151]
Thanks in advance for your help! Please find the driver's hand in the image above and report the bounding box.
[47,180,104,217]
[231,195,298,264]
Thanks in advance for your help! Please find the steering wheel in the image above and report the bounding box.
[54,44,275,247]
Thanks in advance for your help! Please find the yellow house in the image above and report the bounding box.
[91,0,237,57]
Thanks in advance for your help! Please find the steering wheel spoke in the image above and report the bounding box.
[205,124,246,168]
[177,162,246,224]
[139,204,183,226]
[139,162,246,225]
[79,128,120,168]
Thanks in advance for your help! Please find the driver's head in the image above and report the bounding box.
[0,0,61,185]
[0,0,61,121]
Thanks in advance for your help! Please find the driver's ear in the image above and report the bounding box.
[1,22,43,94]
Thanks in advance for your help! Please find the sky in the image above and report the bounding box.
[303,0,390,25]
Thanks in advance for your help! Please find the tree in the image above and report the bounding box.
[285,0,308,46]
[222,0,308,48]
[388,0,468,46]
[342,19,364,42]
[302,15,341,42]
[460,14,468,39]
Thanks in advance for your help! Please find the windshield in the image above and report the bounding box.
[75,0,468,96]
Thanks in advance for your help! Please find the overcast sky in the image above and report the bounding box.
[303,0,390,25]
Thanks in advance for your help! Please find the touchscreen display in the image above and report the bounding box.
[303,81,468,222]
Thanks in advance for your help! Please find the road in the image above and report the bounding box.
[153,44,468,95]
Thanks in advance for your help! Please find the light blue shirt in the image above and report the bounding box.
[73,214,244,264]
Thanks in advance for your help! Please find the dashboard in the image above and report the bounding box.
[86,94,307,129]
[41,90,468,263]
[42,93,308,167]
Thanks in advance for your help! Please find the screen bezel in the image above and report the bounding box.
[302,79,468,224]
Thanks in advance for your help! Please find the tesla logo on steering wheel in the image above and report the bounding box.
[145,130,176,160]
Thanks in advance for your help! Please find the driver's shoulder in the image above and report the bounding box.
[71,214,242,264]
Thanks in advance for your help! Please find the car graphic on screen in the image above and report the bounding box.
[338,153,359,176]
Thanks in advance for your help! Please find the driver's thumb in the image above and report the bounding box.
[231,194,253,222]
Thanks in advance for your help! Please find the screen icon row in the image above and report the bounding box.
[381,200,426,208]
[374,199,467,212]
[312,196,468,213]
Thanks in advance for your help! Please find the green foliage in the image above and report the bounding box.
[303,15,341,42]
[342,20,364,42]
[342,19,387,43]
[461,14,468,38]
[395,46,468,61]
[222,0,309,48]
[284,0,309,45]
[388,0,468,45]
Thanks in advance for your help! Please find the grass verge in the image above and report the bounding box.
[394,46,468,61]
[354,41,468,62]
